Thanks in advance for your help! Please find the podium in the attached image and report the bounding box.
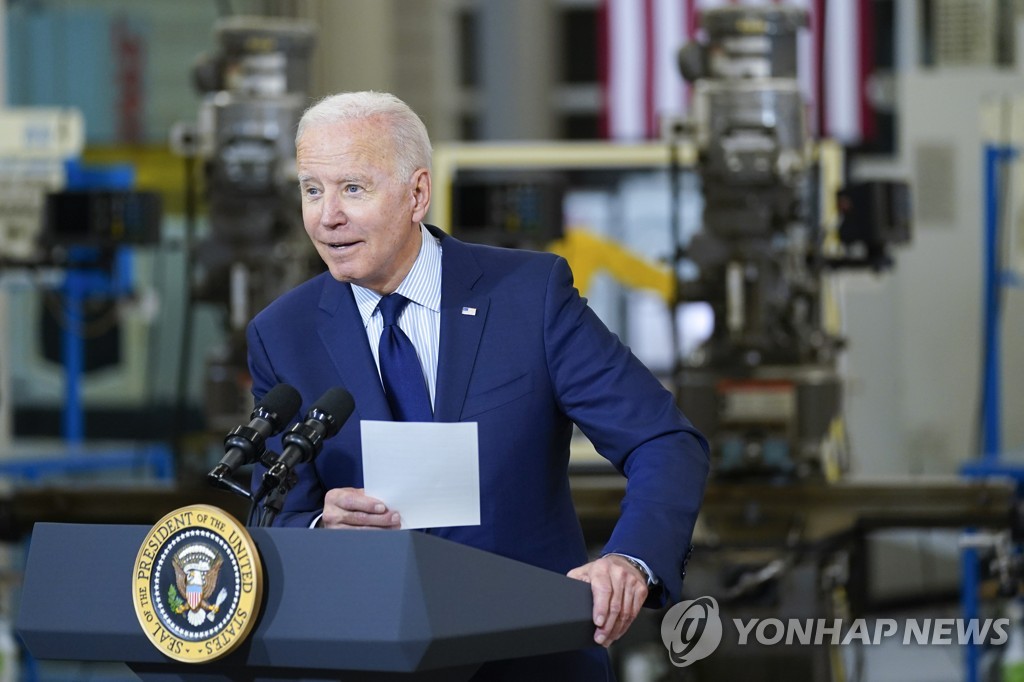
[16,522,596,681]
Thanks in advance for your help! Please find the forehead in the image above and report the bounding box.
[296,118,397,176]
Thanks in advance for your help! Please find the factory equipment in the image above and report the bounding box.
[176,16,318,433]
[675,6,910,480]
[0,105,165,447]
[39,184,162,429]
[0,108,85,262]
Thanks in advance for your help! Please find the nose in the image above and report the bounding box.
[320,189,347,228]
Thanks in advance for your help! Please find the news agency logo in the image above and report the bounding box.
[660,595,1013,668]
[659,596,724,667]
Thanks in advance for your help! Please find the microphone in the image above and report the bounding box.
[257,387,355,499]
[207,383,303,488]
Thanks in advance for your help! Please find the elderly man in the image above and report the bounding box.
[247,91,709,680]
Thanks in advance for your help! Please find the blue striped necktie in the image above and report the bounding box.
[377,293,433,422]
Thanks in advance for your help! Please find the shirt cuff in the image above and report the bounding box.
[310,513,323,529]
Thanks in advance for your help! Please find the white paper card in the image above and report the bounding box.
[360,420,480,530]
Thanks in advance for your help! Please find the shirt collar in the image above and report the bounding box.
[351,224,442,327]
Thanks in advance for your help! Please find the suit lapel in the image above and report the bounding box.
[313,229,490,424]
[316,277,393,421]
[432,230,489,423]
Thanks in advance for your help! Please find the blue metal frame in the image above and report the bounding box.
[60,246,135,444]
[0,443,174,482]
[980,145,1017,460]
[963,535,981,682]
[961,143,1021,682]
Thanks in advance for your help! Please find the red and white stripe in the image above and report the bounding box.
[601,0,875,145]
[603,0,693,140]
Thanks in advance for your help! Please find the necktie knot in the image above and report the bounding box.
[378,293,411,328]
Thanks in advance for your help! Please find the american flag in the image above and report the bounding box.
[600,0,875,145]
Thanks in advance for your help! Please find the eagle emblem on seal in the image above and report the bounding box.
[171,543,228,626]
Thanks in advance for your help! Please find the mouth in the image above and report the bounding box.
[324,239,361,251]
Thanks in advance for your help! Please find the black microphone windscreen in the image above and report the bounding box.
[310,387,355,438]
[257,383,303,429]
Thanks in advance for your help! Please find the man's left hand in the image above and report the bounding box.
[567,555,648,647]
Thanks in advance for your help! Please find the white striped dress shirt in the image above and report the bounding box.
[350,225,442,408]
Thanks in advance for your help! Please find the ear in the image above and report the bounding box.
[410,168,431,223]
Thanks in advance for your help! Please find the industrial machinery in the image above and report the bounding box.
[0,108,85,262]
[0,106,164,447]
[674,6,910,480]
[177,16,319,432]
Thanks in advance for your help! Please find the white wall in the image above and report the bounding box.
[845,71,1024,476]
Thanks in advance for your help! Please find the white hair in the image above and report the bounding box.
[295,91,432,182]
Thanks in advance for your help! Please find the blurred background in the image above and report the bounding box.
[1,0,1024,680]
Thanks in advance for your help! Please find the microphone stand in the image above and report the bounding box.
[243,449,306,528]
[255,471,299,528]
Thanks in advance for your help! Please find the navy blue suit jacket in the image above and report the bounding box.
[246,226,709,605]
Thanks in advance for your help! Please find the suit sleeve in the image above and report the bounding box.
[246,318,326,529]
[541,256,709,605]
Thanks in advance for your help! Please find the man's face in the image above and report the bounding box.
[296,117,430,295]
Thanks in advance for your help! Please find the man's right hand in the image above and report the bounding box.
[321,487,402,529]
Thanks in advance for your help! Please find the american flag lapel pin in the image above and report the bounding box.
[461,306,477,316]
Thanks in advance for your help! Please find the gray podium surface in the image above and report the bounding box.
[17,522,595,681]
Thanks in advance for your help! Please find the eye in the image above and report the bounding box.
[303,185,321,197]
[344,184,362,194]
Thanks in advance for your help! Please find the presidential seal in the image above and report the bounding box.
[132,505,263,662]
